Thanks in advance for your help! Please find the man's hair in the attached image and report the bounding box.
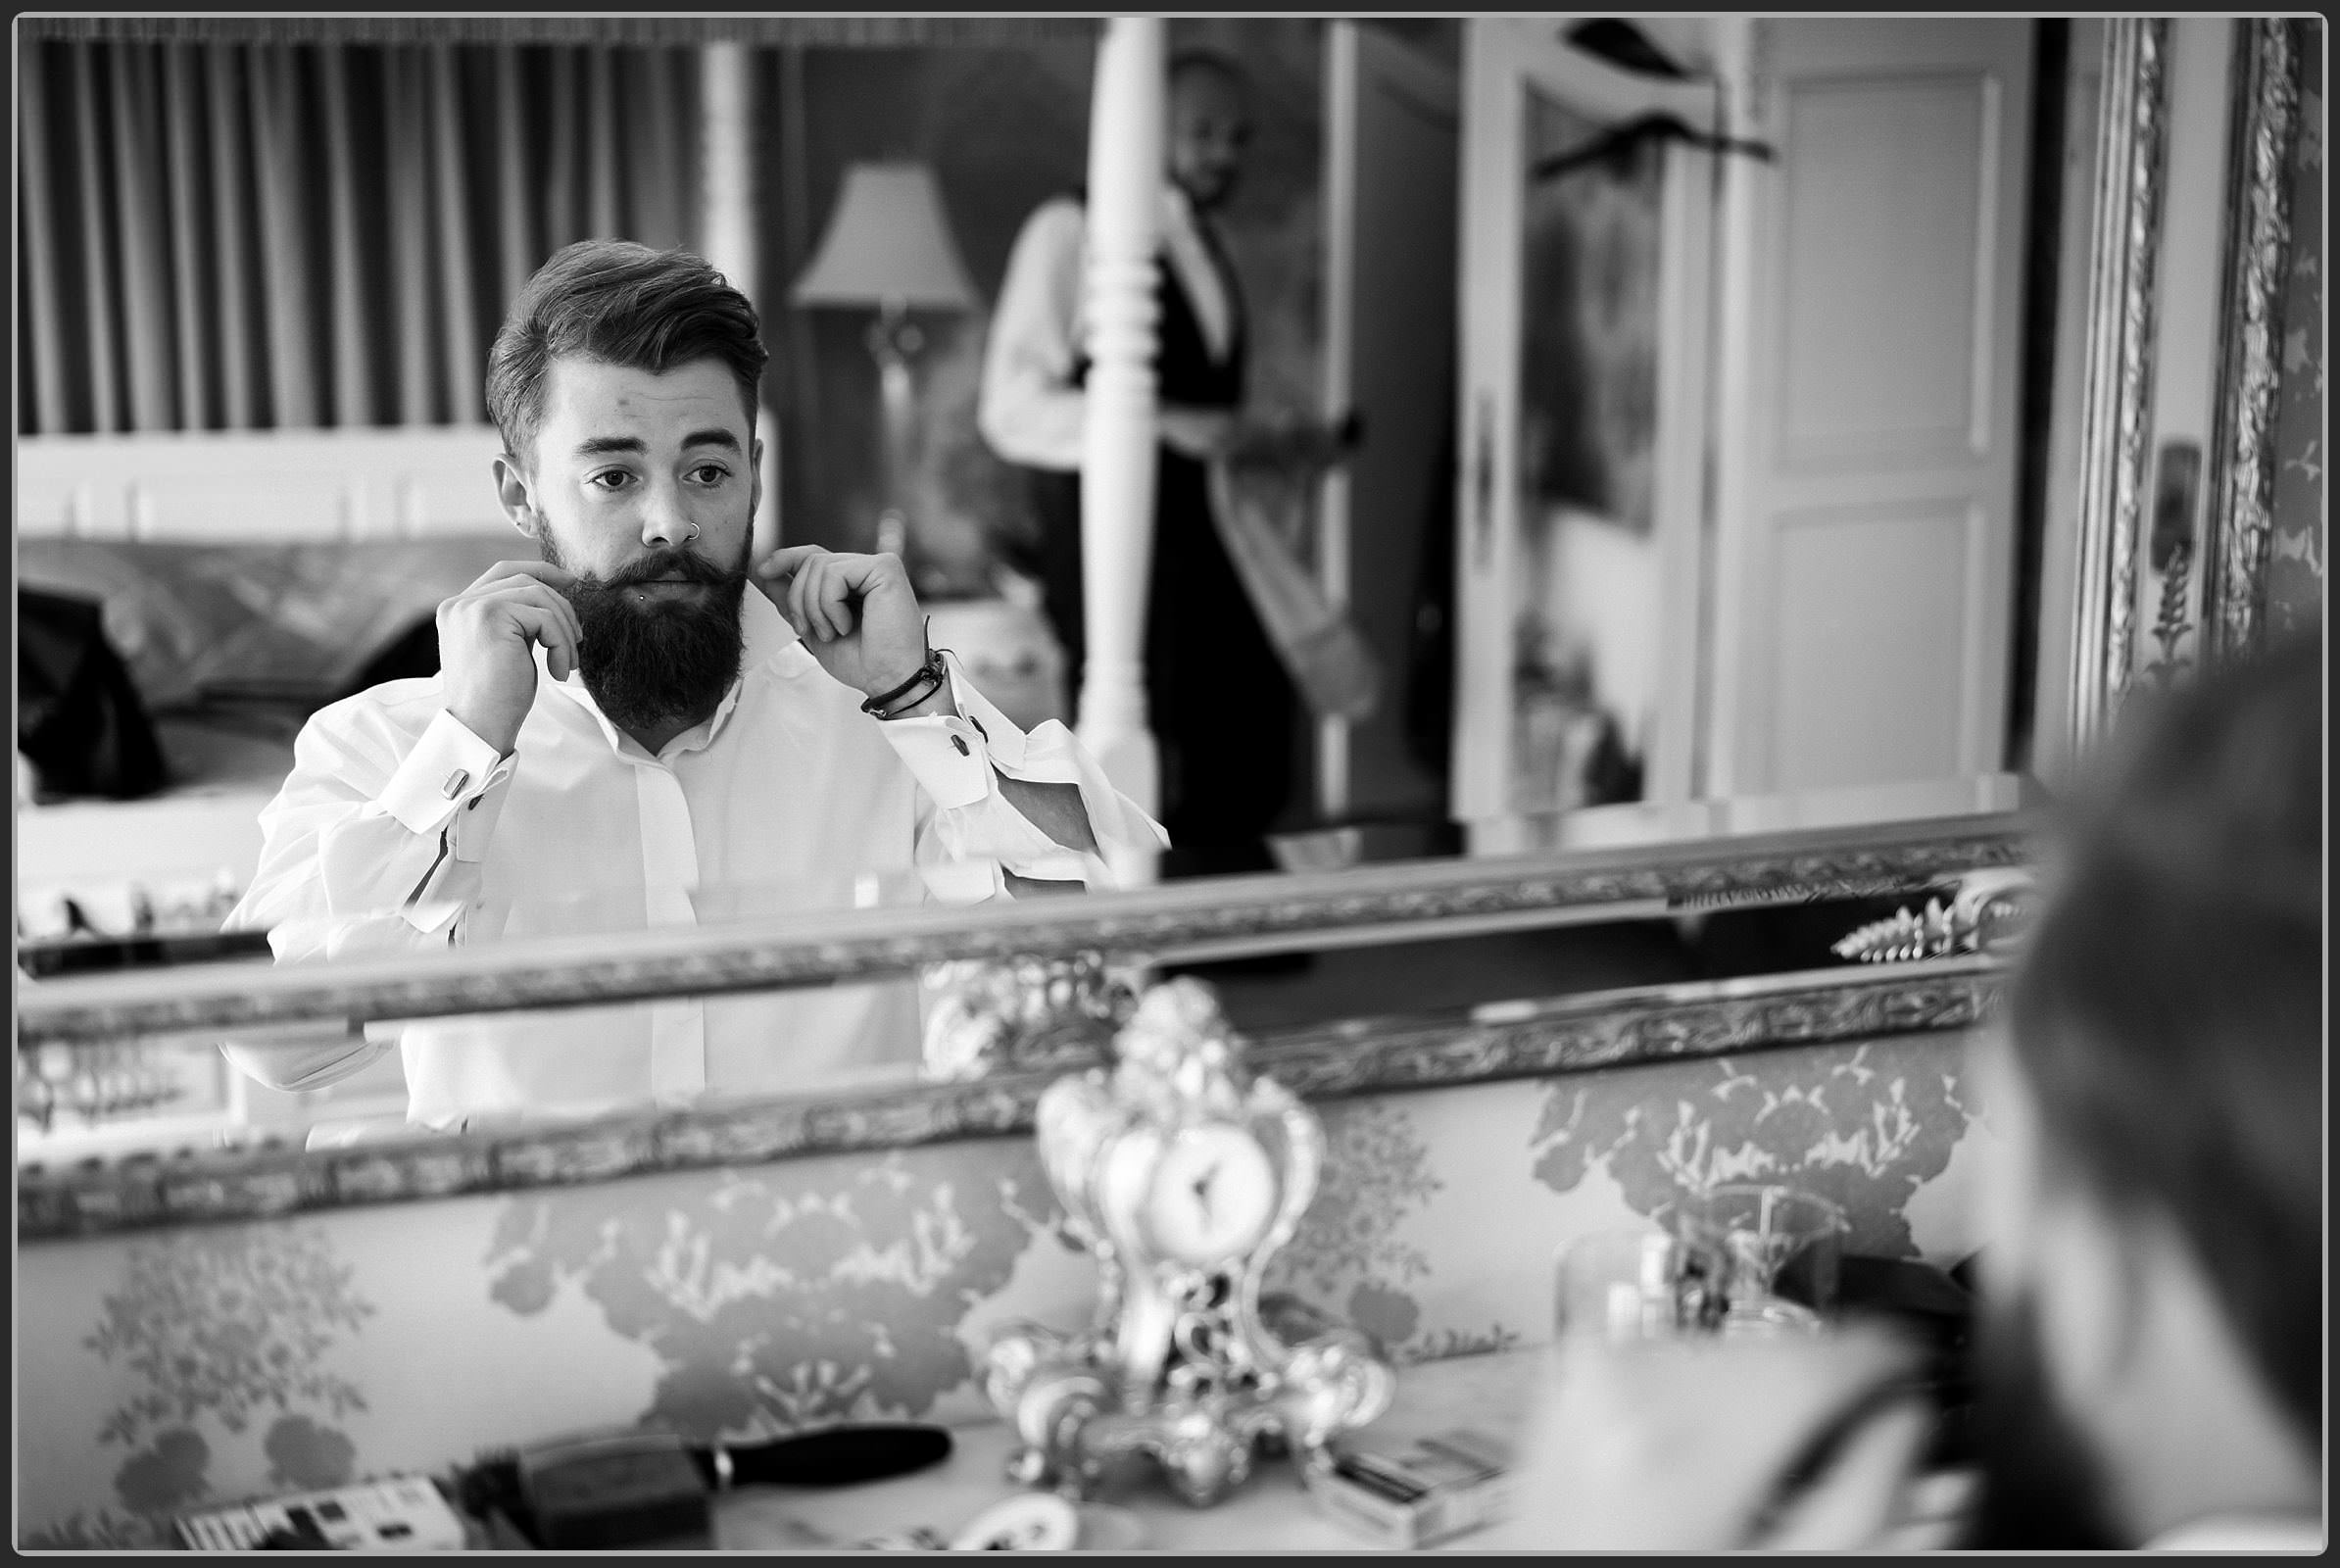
[2007,634,2322,1446]
[485,239,769,469]
[1169,46,1249,99]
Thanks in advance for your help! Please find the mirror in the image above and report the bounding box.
[16,16,2308,1176]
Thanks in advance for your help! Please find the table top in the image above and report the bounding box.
[711,1348,1544,1553]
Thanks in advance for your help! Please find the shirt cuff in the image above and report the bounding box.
[873,655,999,811]
[378,710,512,837]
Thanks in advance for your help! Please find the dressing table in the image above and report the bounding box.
[712,1348,1538,1552]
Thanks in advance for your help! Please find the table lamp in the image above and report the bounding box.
[792,162,981,557]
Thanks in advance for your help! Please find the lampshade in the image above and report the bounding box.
[793,162,981,313]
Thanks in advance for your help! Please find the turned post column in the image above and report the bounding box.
[700,40,783,557]
[1077,17,1166,882]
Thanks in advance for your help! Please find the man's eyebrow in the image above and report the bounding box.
[572,429,744,457]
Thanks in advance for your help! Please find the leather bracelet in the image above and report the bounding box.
[862,649,949,719]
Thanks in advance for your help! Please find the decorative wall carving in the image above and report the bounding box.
[18,817,2030,1047]
[2203,18,2304,660]
[20,959,2005,1241]
[2069,18,2168,755]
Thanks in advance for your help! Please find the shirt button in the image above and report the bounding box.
[951,735,971,757]
[441,768,470,799]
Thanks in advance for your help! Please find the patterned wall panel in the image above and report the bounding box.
[17,1030,1989,1549]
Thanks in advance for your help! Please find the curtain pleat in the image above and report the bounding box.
[494,45,533,312]
[206,44,257,430]
[252,44,318,427]
[543,47,581,257]
[70,43,122,434]
[109,44,175,430]
[20,52,70,433]
[163,45,212,430]
[384,48,435,426]
[20,37,707,435]
[320,43,372,428]
[586,46,620,242]
[429,44,482,422]
[632,49,683,252]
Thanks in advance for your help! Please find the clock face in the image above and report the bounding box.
[1146,1124,1279,1267]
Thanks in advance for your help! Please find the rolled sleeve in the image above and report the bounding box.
[883,654,1167,892]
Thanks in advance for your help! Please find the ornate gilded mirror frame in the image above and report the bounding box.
[17,21,2314,1241]
[2072,17,2307,756]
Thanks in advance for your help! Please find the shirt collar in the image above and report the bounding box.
[542,587,804,760]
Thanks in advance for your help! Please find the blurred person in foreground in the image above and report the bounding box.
[1489,635,2323,1551]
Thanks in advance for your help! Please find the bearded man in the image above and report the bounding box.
[225,240,1163,1129]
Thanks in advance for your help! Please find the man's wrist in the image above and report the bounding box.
[887,682,958,720]
[444,700,522,760]
[861,649,952,719]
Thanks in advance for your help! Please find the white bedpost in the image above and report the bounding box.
[700,39,783,557]
[1078,17,1166,883]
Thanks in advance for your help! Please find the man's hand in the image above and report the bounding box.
[436,560,583,757]
[1485,1324,1939,1552]
[756,546,933,701]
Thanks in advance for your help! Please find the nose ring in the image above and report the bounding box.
[685,522,701,543]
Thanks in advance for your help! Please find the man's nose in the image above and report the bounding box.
[638,479,691,547]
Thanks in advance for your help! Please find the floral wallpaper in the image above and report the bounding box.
[482,1152,1056,1439]
[17,1029,1991,1550]
[2267,33,2324,643]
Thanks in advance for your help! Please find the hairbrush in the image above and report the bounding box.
[454,1422,952,1549]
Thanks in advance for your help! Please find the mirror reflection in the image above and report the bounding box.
[18,16,2091,1152]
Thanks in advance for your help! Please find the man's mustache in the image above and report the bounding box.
[577,547,746,594]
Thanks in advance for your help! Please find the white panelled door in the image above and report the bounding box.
[1706,20,2035,798]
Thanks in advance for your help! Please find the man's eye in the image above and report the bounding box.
[689,465,732,485]
[588,470,635,492]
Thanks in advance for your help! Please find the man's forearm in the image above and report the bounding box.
[996,775,1099,858]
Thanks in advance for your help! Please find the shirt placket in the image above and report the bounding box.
[632,760,705,1101]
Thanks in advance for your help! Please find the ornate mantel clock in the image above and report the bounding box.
[982,979,1395,1506]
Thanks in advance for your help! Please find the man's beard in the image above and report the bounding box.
[543,535,752,736]
[1962,1287,2130,1549]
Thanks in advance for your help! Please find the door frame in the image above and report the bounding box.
[1451,17,1722,841]
[1318,20,1460,821]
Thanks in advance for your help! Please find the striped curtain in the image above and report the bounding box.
[17,39,701,435]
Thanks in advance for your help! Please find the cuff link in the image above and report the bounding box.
[951,735,971,757]
[441,767,471,800]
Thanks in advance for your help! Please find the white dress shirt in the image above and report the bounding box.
[978,184,1237,472]
[222,590,1165,1128]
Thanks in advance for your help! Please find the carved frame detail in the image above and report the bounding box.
[2202,17,2304,660]
[18,815,2031,1047]
[2069,18,2169,757]
[19,957,2008,1241]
